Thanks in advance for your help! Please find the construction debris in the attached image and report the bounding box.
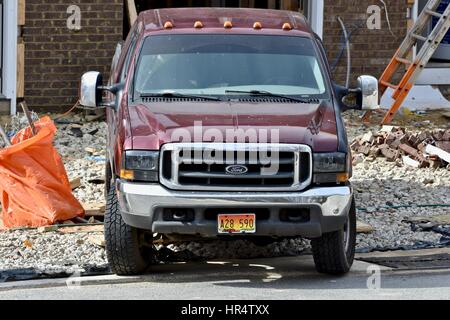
[405,214,450,227]
[0,124,11,147]
[356,221,375,234]
[37,225,59,233]
[351,126,450,169]
[425,144,450,164]
[88,234,106,247]
[69,177,81,190]
[19,102,37,136]
[83,202,106,217]
[58,224,104,234]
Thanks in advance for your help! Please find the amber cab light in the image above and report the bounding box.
[194,21,204,28]
[282,23,292,31]
[224,21,233,29]
[164,21,173,29]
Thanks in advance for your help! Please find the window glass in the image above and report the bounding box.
[134,34,329,98]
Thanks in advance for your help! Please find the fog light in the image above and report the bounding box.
[280,208,310,223]
[163,209,195,222]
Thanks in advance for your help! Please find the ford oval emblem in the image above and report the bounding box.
[225,165,249,175]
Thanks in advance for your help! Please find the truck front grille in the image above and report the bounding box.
[160,143,312,191]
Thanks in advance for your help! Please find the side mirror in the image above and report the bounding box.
[357,75,379,110]
[335,75,379,111]
[80,71,103,107]
[80,71,124,110]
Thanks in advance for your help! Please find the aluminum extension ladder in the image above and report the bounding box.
[364,0,450,124]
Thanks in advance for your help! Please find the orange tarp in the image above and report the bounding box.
[0,116,84,228]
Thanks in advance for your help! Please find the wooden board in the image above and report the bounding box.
[18,0,26,26]
[0,217,5,231]
[83,202,106,217]
[58,225,104,234]
[17,41,25,98]
[125,0,137,26]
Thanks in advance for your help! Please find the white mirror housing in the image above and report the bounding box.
[80,71,103,107]
[357,75,379,110]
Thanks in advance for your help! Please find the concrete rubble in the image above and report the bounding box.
[351,126,450,169]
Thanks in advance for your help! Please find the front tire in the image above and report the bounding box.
[104,185,154,275]
[311,198,356,275]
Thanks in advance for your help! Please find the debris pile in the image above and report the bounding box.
[351,126,450,169]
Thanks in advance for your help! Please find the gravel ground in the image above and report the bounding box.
[0,110,449,277]
[0,229,108,281]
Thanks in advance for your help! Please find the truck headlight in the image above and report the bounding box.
[120,151,159,182]
[313,153,349,184]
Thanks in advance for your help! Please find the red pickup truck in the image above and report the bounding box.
[80,8,379,275]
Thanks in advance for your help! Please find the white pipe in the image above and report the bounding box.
[337,16,351,88]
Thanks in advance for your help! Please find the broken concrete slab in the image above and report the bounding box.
[403,156,420,168]
[426,144,450,164]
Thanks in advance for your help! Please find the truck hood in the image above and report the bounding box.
[128,100,339,152]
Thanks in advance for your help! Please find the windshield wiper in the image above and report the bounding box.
[139,92,222,102]
[225,90,311,103]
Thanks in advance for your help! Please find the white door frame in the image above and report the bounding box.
[309,0,324,39]
[2,0,17,114]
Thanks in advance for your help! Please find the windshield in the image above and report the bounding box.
[134,34,329,99]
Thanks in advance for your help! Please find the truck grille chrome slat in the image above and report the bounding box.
[160,143,312,192]
[179,172,295,179]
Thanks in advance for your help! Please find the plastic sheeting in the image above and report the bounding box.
[0,116,84,228]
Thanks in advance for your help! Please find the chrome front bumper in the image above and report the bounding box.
[116,180,353,238]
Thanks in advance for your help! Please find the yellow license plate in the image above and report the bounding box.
[218,214,256,234]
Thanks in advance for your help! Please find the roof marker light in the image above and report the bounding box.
[194,21,204,28]
[282,22,292,31]
[224,21,232,29]
[164,21,173,29]
[253,22,262,30]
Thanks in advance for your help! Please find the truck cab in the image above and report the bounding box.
[80,8,379,275]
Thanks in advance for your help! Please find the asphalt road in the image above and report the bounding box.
[1,255,450,300]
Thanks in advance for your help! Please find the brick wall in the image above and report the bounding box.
[322,0,408,86]
[24,0,123,112]
[23,1,408,111]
